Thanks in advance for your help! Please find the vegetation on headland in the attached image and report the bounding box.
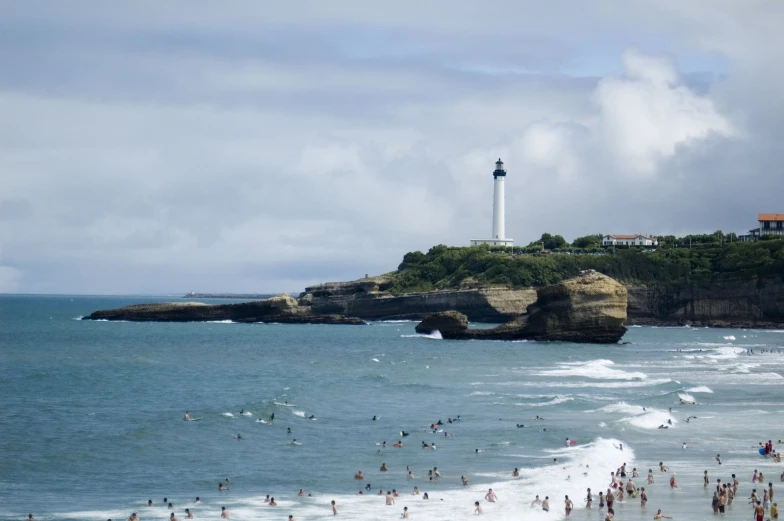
[388,233,784,294]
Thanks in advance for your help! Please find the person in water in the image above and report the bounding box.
[485,489,498,502]
[354,470,364,480]
[220,507,229,519]
[183,411,190,421]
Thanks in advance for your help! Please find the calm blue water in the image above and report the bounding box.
[1,295,783,521]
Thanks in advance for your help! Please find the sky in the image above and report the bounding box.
[1,1,782,294]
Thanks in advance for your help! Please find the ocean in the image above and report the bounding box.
[1,294,783,521]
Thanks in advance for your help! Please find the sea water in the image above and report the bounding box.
[1,295,783,521]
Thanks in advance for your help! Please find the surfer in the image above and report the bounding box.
[184,411,190,421]
[401,431,409,437]
[287,428,292,434]
[475,448,484,453]
[308,415,316,420]
[372,415,377,421]
[289,439,298,445]
[517,424,525,428]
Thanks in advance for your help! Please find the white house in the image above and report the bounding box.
[601,234,658,247]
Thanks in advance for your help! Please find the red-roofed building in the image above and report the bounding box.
[601,234,658,247]
[739,213,784,241]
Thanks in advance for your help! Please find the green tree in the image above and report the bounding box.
[572,234,603,248]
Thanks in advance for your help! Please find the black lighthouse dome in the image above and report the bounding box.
[493,158,506,178]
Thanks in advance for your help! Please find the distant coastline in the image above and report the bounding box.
[183,293,276,299]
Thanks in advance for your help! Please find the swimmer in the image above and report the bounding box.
[682,442,687,450]
[183,411,190,421]
[354,470,364,480]
[565,495,573,516]
[475,501,483,514]
[220,507,229,519]
[408,471,414,479]
[287,427,292,434]
[332,500,337,515]
[184,509,193,519]
[640,487,647,507]
[393,440,403,448]
[542,496,550,511]
[413,487,419,495]
[170,514,178,521]
[462,475,469,486]
[517,424,525,428]
[380,463,388,472]
[386,491,395,505]
[669,473,679,488]
[219,482,227,491]
[659,462,668,473]
[485,489,498,502]
[423,493,429,500]
[194,497,200,504]
[475,448,484,454]
[648,469,654,484]
[269,498,277,506]
[434,467,441,478]
[532,495,543,507]
[716,454,722,465]
[298,489,305,496]
[586,488,593,508]
[232,433,242,439]
[513,468,520,478]
[401,506,409,519]
[147,500,153,506]
[704,470,710,487]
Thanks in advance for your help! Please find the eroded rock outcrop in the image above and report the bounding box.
[415,310,468,334]
[84,294,365,325]
[415,270,628,343]
[300,279,537,322]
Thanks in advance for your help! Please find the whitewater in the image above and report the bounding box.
[2,295,784,521]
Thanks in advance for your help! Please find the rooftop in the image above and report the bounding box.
[758,213,784,222]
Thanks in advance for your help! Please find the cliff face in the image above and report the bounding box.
[301,280,537,322]
[302,275,784,327]
[415,270,628,343]
[626,277,784,326]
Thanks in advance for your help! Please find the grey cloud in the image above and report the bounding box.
[0,1,781,294]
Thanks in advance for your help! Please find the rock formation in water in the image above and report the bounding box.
[84,293,365,325]
[414,270,628,343]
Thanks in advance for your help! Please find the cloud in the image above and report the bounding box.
[0,1,781,294]
[596,50,735,176]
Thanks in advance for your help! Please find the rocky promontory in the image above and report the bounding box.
[415,270,628,343]
[300,277,537,322]
[84,294,365,325]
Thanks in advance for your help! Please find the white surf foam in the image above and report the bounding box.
[723,335,736,340]
[241,411,252,416]
[619,409,676,429]
[292,410,305,417]
[686,386,713,393]
[678,393,696,402]
[401,331,443,340]
[587,401,645,415]
[221,412,234,417]
[536,359,647,380]
[515,395,574,407]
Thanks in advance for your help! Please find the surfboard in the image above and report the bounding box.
[190,417,203,422]
[256,419,271,424]
[274,402,296,407]
[570,440,577,445]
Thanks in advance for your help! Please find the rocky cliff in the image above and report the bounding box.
[300,275,784,327]
[84,294,365,324]
[626,276,784,327]
[415,270,628,343]
[300,279,537,322]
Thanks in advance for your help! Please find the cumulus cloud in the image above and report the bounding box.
[596,50,735,176]
[0,1,780,294]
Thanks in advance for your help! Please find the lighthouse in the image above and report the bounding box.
[470,158,514,247]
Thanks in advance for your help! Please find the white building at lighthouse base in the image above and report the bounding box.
[470,238,514,247]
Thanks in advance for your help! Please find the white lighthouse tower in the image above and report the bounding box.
[470,158,514,247]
